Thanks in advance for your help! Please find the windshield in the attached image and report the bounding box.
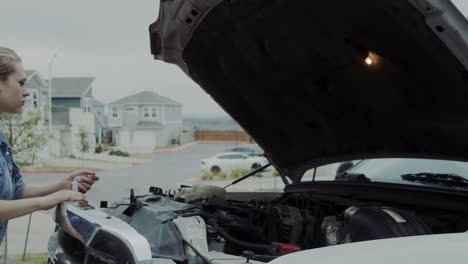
[349,158,468,184]
[303,158,468,190]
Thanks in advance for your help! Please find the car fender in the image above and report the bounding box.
[268,232,468,264]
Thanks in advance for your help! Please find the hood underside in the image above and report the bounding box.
[150,0,468,182]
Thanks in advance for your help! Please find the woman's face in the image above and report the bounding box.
[0,61,29,114]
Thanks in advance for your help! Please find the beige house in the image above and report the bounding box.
[107,91,183,152]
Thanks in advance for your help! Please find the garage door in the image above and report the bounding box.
[133,130,157,148]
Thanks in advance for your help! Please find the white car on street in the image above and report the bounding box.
[201,152,268,174]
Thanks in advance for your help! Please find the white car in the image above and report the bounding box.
[201,152,268,174]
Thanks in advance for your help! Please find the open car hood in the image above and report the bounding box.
[149,0,468,183]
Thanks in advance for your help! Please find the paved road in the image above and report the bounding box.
[22,143,230,205]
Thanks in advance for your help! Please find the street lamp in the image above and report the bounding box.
[48,52,58,135]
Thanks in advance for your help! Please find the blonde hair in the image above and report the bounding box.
[0,47,21,81]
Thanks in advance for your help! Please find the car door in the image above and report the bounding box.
[231,153,247,170]
[219,154,237,171]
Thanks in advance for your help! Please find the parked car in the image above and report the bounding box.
[225,145,263,156]
[201,151,268,174]
[48,0,468,263]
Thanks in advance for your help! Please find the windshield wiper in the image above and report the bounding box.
[224,163,271,189]
[401,173,468,188]
[335,172,371,183]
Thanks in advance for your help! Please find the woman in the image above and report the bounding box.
[0,47,99,244]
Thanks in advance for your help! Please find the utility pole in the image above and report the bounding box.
[48,52,58,135]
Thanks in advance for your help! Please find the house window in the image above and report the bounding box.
[111,106,119,118]
[143,107,158,119]
[32,90,39,109]
[83,97,91,112]
[143,107,150,118]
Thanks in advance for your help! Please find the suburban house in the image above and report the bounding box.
[24,70,48,119]
[48,77,98,157]
[107,91,183,150]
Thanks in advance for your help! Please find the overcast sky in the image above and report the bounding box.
[1,1,467,117]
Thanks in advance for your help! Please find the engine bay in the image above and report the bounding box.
[49,184,468,263]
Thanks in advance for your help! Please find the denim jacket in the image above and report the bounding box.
[0,132,25,244]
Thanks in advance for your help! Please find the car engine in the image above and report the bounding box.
[48,185,468,264]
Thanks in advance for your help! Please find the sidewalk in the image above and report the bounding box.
[152,141,252,154]
[153,142,198,154]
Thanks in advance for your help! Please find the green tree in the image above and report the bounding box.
[0,110,46,166]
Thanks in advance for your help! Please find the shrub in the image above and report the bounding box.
[273,170,281,177]
[78,128,90,153]
[217,171,227,179]
[109,150,130,157]
[95,144,103,153]
[201,172,214,181]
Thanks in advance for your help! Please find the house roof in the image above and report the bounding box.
[136,121,163,128]
[110,91,181,106]
[51,77,95,98]
[25,69,47,89]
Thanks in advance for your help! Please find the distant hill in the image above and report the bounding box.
[183,116,244,131]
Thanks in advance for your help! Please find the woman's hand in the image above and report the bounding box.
[39,190,88,210]
[61,170,100,193]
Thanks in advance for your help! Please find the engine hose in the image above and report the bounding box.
[212,222,279,255]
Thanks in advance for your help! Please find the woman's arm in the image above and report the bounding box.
[21,170,99,199]
[0,190,87,221]
[21,182,66,199]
